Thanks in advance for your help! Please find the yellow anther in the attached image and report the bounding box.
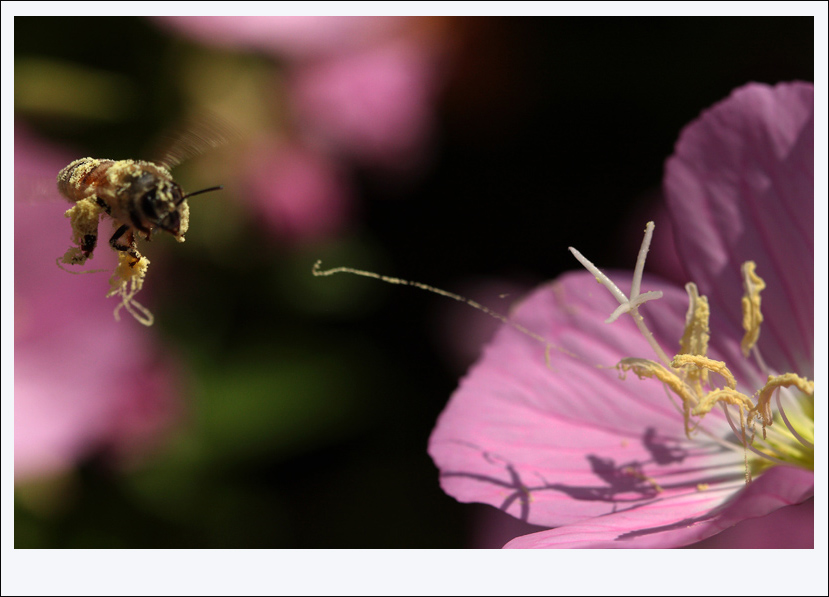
[565,226,811,485]
[691,387,754,417]
[677,283,711,392]
[740,261,766,357]
[671,354,737,390]
[618,358,697,437]
[752,373,815,428]
[678,282,710,358]
[619,358,691,400]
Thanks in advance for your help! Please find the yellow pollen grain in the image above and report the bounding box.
[177,200,190,240]
[740,261,766,357]
[58,157,100,191]
[696,483,709,491]
[63,197,104,262]
[107,252,153,326]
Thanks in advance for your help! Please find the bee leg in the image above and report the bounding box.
[61,197,105,265]
[109,224,131,251]
[109,225,142,267]
[95,196,112,216]
[80,232,98,258]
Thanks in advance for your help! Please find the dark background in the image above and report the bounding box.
[14,17,813,548]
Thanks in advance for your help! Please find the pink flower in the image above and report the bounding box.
[289,36,442,172]
[156,16,405,59]
[428,82,814,548]
[14,126,182,483]
[242,141,354,243]
[155,16,444,172]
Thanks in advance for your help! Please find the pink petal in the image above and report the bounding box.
[665,82,814,377]
[504,465,813,548]
[430,82,815,549]
[433,278,533,373]
[469,506,549,549]
[429,271,747,528]
[688,497,813,548]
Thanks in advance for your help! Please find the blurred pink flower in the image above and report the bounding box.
[14,126,182,483]
[155,16,444,172]
[289,37,442,172]
[242,141,354,243]
[428,82,814,548]
[156,16,405,59]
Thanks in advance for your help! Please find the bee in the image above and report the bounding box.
[57,157,222,265]
[55,113,233,325]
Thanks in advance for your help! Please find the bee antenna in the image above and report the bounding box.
[182,185,224,200]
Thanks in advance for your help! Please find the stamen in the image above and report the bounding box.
[678,283,710,361]
[691,388,753,417]
[653,377,753,457]
[777,384,810,422]
[618,358,697,436]
[721,404,786,464]
[695,393,755,484]
[740,261,766,357]
[756,413,805,448]
[671,354,737,390]
[749,344,772,376]
[751,373,814,428]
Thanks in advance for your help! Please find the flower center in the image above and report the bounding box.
[570,222,814,483]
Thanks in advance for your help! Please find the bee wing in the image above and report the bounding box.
[15,171,65,205]
[16,130,76,205]
[150,111,239,170]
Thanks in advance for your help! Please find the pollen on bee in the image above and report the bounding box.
[55,115,229,327]
[61,197,106,266]
[107,252,153,326]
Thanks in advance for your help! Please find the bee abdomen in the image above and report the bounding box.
[57,158,116,203]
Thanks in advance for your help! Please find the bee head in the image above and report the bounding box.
[131,172,186,236]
